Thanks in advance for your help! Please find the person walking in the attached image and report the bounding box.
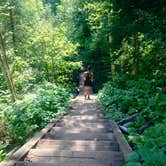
[83,66,94,99]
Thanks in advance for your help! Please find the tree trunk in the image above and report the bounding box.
[51,55,56,83]
[0,32,17,102]
[132,34,139,75]
[117,113,139,125]
[108,12,115,78]
[44,42,50,82]
[45,63,50,82]
[109,36,115,76]
[9,0,17,56]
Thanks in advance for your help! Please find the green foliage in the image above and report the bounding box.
[98,76,166,165]
[126,123,166,166]
[109,0,166,78]
[54,0,111,91]
[98,77,166,121]
[1,0,166,164]
[0,0,80,161]
[84,2,111,31]
[0,0,80,96]
[0,83,72,161]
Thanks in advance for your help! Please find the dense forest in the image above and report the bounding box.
[0,0,166,165]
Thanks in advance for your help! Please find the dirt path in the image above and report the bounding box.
[15,95,124,166]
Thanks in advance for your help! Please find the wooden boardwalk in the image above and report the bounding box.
[1,95,132,166]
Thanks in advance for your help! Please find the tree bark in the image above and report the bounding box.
[51,55,56,83]
[117,113,139,125]
[9,0,17,56]
[108,12,115,78]
[132,34,139,75]
[109,36,115,77]
[138,122,153,134]
[0,32,17,102]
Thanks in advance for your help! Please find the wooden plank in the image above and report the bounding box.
[27,149,123,164]
[36,139,113,146]
[36,139,119,151]
[16,159,108,166]
[109,120,132,161]
[0,121,58,166]
[50,126,110,133]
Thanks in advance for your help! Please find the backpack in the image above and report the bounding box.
[84,72,92,86]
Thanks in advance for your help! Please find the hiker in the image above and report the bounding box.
[83,66,94,99]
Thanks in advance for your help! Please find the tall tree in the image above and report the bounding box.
[0,32,17,101]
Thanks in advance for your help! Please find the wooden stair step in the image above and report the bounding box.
[70,110,101,114]
[56,120,109,126]
[61,118,109,123]
[37,139,114,146]
[55,121,109,128]
[50,126,112,133]
[27,149,124,162]
[54,125,108,132]
[70,112,104,116]
[62,115,108,120]
[36,139,120,151]
[48,128,113,136]
[16,159,123,166]
[16,158,115,166]
[44,132,115,140]
[64,115,107,120]
[31,149,123,159]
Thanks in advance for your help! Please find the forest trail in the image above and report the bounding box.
[5,95,126,166]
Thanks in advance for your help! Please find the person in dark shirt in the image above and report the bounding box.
[83,66,94,99]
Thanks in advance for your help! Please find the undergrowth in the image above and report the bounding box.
[97,76,166,165]
[0,82,72,161]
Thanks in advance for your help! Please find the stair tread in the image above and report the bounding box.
[14,96,125,166]
[27,149,123,161]
[44,132,115,140]
[16,157,123,166]
[50,126,112,133]
[36,139,119,151]
[61,118,109,123]
[63,115,107,120]
[55,122,109,128]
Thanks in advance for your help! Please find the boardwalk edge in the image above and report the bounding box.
[0,120,59,166]
[109,120,132,162]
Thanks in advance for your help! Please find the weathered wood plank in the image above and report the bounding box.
[109,120,132,161]
[36,139,119,151]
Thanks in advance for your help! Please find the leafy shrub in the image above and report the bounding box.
[98,78,166,122]
[126,122,166,166]
[97,77,166,165]
[0,82,72,161]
